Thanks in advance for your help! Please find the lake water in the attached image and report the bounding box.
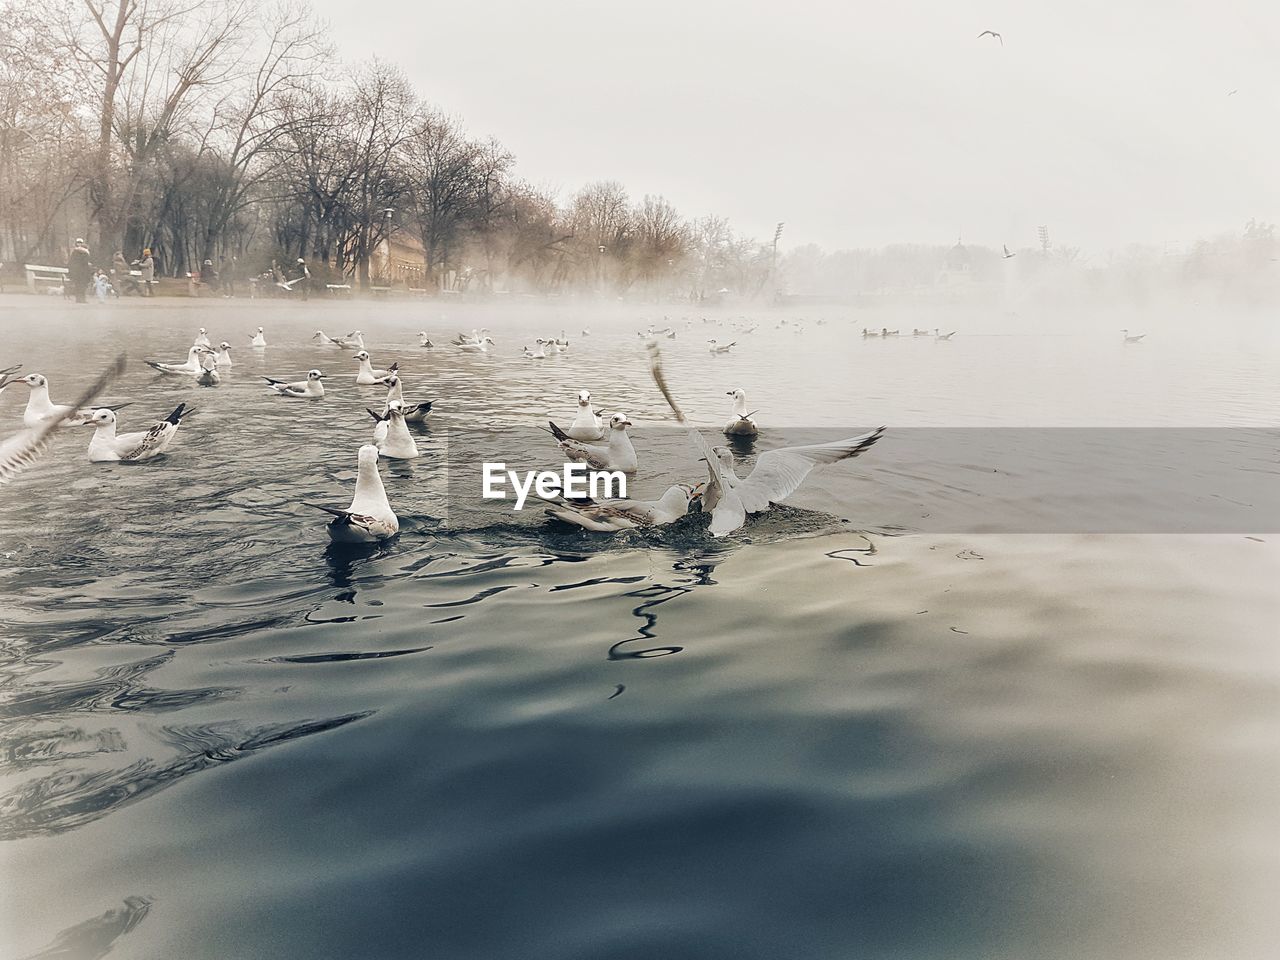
[2,296,1277,960]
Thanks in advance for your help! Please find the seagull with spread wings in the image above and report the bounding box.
[978,30,1003,46]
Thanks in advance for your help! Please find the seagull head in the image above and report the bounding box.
[577,389,591,406]
[20,373,47,389]
[609,413,633,430]
[357,444,380,468]
[311,331,324,339]
[353,351,370,361]
[728,388,746,401]
[84,408,116,427]
[219,342,231,351]
[711,445,735,468]
[307,369,325,381]
[384,374,400,389]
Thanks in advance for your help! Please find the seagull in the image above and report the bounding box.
[648,342,885,536]
[381,375,433,422]
[581,328,591,337]
[264,369,326,398]
[145,345,207,376]
[333,331,365,350]
[543,484,700,532]
[367,403,420,459]
[417,332,434,348]
[723,388,759,437]
[549,414,638,472]
[1121,329,1146,343]
[306,444,399,543]
[1002,244,1016,259]
[524,339,548,359]
[708,339,736,354]
[195,351,221,386]
[213,342,233,367]
[457,335,494,353]
[1,355,127,484]
[193,328,211,348]
[84,403,187,462]
[312,330,344,346]
[935,329,956,341]
[17,373,128,428]
[566,389,605,441]
[695,432,885,535]
[912,328,929,336]
[862,328,880,338]
[249,326,267,347]
[978,30,1003,46]
[353,351,397,385]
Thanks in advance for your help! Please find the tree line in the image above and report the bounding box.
[0,0,779,297]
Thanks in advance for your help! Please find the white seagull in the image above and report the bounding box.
[214,342,233,367]
[333,330,365,350]
[934,329,956,341]
[708,339,736,354]
[367,403,420,459]
[145,345,207,376]
[1121,329,1146,343]
[566,389,605,441]
[723,388,759,437]
[264,369,326,398]
[195,351,220,386]
[417,332,434,348]
[249,326,267,347]
[458,336,494,353]
[84,403,187,462]
[312,330,343,346]
[543,483,700,532]
[353,351,397,385]
[307,444,399,542]
[549,413,638,473]
[18,373,126,428]
[381,375,433,422]
[524,339,548,359]
[1,356,127,484]
[193,328,211,348]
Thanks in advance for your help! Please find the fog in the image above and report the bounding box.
[312,0,1280,254]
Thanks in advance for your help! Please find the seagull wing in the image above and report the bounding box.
[117,422,172,460]
[735,428,885,513]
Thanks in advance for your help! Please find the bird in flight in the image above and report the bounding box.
[1002,244,1016,259]
[978,30,1003,46]
[1227,89,1238,96]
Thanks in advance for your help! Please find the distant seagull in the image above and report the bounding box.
[1121,329,1146,343]
[1227,89,1238,96]
[524,339,548,359]
[84,403,187,462]
[145,345,207,377]
[18,373,128,427]
[708,339,736,355]
[193,328,211,348]
[978,30,1003,46]
[214,342,233,367]
[367,403,420,459]
[353,351,397,385]
[417,331,434,348]
[307,444,399,543]
[195,351,221,386]
[249,326,267,347]
[1002,244,1016,259]
[935,329,956,341]
[1,355,127,484]
[567,389,606,441]
[723,388,759,437]
[312,330,344,346]
[333,330,365,350]
[265,369,326,398]
[382,375,433,422]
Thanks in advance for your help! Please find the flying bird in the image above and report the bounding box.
[1002,244,1016,259]
[978,30,1003,46]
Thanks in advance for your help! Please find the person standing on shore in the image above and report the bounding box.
[139,248,155,296]
[294,257,311,301]
[68,239,92,303]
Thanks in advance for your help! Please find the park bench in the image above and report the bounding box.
[370,285,392,297]
[326,283,352,297]
[24,264,68,293]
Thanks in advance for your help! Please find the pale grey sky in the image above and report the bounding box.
[312,0,1280,255]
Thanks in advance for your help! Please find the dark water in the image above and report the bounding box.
[2,298,1277,959]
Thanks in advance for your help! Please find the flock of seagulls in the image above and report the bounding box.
[1,311,1150,540]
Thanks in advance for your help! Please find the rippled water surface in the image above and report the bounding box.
[2,298,1278,960]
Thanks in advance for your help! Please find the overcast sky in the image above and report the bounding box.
[311,0,1279,256]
